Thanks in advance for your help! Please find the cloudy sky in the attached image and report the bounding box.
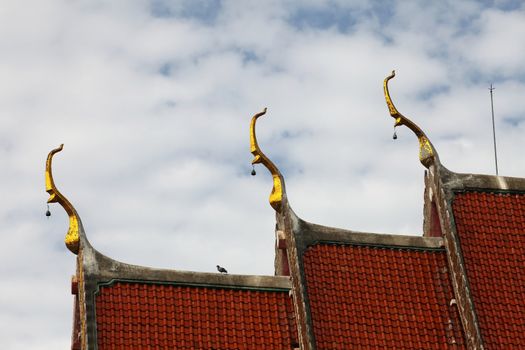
[1,0,525,348]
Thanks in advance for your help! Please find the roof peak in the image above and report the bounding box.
[250,107,288,213]
[384,70,440,169]
[45,144,85,254]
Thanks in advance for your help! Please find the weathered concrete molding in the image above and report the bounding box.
[429,164,486,350]
[83,246,291,289]
[439,166,525,193]
[293,218,444,250]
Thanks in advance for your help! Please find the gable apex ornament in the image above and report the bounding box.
[384,70,439,168]
[250,108,286,213]
[45,144,82,254]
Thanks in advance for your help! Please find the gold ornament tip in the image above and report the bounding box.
[249,107,285,212]
[383,70,438,168]
[249,107,268,158]
[45,144,64,199]
[44,143,82,254]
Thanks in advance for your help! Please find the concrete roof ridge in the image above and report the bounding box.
[295,217,444,250]
[438,166,525,192]
[83,247,291,290]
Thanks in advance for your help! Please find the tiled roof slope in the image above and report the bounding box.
[453,191,525,348]
[95,281,296,349]
[303,243,465,349]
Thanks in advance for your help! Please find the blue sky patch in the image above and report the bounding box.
[240,49,259,65]
[416,85,450,101]
[158,62,173,76]
[288,2,394,33]
[502,116,524,127]
[150,0,222,24]
[288,5,358,32]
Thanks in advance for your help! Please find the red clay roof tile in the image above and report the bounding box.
[303,243,465,349]
[453,191,525,348]
[95,282,296,349]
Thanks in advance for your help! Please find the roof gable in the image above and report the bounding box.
[452,191,525,348]
[95,281,296,349]
[303,243,465,348]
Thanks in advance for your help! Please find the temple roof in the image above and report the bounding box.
[452,191,525,348]
[95,281,296,349]
[75,220,293,349]
[303,243,465,348]
[47,71,525,350]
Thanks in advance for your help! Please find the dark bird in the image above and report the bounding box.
[216,265,228,274]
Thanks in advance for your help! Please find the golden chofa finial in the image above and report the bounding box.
[384,70,439,168]
[250,108,286,213]
[45,144,81,254]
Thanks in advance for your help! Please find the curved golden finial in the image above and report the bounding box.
[250,108,286,212]
[46,144,81,254]
[384,70,438,168]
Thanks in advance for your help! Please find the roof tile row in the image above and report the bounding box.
[453,191,525,349]
[95,282,296,349]
[303,243,465,349]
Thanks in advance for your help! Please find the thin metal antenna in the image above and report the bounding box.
[489,84,499,175]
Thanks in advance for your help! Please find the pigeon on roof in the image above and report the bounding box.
[216,265,227,274]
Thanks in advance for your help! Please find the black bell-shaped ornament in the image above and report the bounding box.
[45,205,51,217]
[393,129,398,140]
[251,168,256,176]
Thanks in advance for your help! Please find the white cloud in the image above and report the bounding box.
[459,9,525,76]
